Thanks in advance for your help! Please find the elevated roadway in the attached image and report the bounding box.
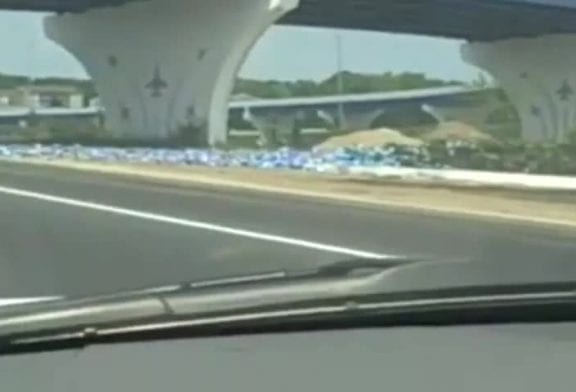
[0,86,499,138]
[2,0,576,40]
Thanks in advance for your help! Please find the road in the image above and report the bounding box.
[0,160,575,299]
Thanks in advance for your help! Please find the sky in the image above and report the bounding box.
[0,11,482,82]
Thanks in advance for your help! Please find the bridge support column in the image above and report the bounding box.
[44,0,299,145]
[342,109,385,131]
[243,108,301,148]
[462,35,576,142]
[318,108,384,132]
[421,97,503,130]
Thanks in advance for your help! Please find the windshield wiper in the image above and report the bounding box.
[2,257,576,355]
[0,258,416,340]
[4,280,576,357]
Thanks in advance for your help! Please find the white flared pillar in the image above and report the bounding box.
[421,95,503,130]
[45,0,300,144]
[462,35,576,142]
[243,108,301,147]
[318,108,384,132]
[342,109,385,131]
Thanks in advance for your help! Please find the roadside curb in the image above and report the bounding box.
[4,158,576,230]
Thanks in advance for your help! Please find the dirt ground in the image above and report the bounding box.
[316,128,423,149]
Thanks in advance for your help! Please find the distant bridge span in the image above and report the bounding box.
[0,86,498,141]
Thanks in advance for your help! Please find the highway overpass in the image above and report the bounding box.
[4,0,576,40]
[0,86,501,143]
[0,0,574,142]
[229,86,502,145]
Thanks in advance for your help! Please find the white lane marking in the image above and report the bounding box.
[0,185,391,259]
[6,159,576,230]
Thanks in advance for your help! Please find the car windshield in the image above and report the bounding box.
[0,0,575,326]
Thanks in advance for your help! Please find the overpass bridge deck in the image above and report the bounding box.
[2,0,576,40]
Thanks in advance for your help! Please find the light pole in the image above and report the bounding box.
[26,37,37,118]
[335,32,345,130]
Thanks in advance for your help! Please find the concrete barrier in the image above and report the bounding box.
[345,166,576,191]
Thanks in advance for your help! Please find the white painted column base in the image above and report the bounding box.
[318,108,385,132]
[421,98,504,130]
[462,35,576,142]
[243,108,300,147]
[45,0,299,145]
[342,109,385,131]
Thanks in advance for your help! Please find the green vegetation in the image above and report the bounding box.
[0,73,29,90]
[0,70,460,101]
[234,71,462,98]
[0,72,97,105]
[422,140,576,175]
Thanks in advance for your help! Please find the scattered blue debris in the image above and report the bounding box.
[0,144,440,172]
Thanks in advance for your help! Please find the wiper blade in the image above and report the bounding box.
[0,257,418,341]
[4,281,576,357]
[179,257,411,289]
[4,255,576,353]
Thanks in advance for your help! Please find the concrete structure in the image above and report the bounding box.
[0,89,17,107]
[0,86,501,146]
[231,86,500,145]
[8,0,576,41]
[18,85,84,109]
[0,85,84,109]
[0,107,103,131]
[463,35,576,142]
[242,109,302,147]
[3,0,574,144]
[44,0,299,144]
[0,86,496,124]
[421,90,508,131]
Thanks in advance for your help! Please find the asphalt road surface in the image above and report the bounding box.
[0,160,575,299]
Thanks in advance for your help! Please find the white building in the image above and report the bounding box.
[0,85,85,110]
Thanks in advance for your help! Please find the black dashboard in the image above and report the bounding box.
[2,323,574,391]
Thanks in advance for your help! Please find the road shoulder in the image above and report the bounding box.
[4,158,576,230]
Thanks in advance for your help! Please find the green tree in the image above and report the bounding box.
[233,71,462,99]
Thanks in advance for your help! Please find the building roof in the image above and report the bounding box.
[17,84,80,94]
[230,94,258,102]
